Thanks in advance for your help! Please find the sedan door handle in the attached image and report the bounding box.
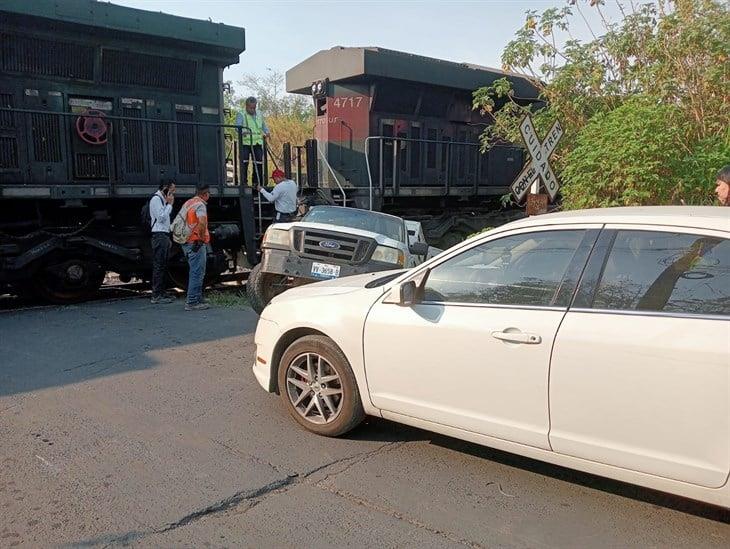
[491,331,542,344]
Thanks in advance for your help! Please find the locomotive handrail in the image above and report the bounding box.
[364,136,377,210]
[316,143,347,207]
[364,135,483,211]
[0,107,254,132]
[0,106,255,188]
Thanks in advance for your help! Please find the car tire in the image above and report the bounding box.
[277,335,365,437]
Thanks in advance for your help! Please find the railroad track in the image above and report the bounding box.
[0,271,249,313]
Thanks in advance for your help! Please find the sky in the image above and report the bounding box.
[112,0,622,95]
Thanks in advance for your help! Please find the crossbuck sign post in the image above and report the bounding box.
[510,116,563,203]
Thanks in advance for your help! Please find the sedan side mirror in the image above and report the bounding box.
[409,241,429,257]
[383,269,429,306]
[398,280,418,306]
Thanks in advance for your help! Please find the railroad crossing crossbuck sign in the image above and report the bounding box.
[510,116,563,202]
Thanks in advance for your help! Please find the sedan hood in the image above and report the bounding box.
[269,269,406,304]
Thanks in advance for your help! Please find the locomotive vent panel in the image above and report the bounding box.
[69,97,114,181]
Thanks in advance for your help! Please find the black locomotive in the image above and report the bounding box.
[0,0,256,301]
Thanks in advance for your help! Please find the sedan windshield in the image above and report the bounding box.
[303,206,405,242]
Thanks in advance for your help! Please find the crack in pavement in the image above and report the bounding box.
[314,483,484,549]
[298,441,405,483]
[160,474,301,533]
[218,441,489,548]
[0,402,20,415]
[66,438,491,549]
[210,438,294,477]
[93,476,300,548]
[89,441,402,547]
[63,353,137,373]
[298,441,487,548]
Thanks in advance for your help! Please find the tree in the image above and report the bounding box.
[473,0,730,208]
[236,69,313,122]
[224,69,315,174]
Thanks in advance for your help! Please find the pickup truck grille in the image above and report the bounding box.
[293,229,374,264]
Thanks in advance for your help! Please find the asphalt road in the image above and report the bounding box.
[1,297,728,548]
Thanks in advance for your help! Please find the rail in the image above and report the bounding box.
[364,135,488,210]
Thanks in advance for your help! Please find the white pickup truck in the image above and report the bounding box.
[247,205,439,314]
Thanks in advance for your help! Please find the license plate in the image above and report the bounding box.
[311,262,340,279]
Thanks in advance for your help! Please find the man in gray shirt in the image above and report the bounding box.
[149,180,175,304]
[258,169,298,222]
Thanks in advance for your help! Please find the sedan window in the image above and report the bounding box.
[423,230,585,306]
[593,231,730,316]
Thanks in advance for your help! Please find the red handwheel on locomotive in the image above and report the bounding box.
[75,109,109,145]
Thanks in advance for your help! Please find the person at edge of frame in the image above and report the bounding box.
[715,165,730,206]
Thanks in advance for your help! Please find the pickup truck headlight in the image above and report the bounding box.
[372,245,405,267]
[262,227,290,247]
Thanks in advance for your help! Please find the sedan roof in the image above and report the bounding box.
[504,206,730,233]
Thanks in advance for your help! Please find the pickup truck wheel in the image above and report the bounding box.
[278,335,365,437]
[246,263,289,314]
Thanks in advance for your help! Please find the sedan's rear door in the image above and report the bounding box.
[549,225,730,488]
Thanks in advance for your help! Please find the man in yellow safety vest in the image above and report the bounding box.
[235,96,270,186]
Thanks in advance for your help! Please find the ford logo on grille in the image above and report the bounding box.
[319,240,341,250]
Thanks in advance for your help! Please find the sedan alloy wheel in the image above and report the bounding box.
[285,352,343,424]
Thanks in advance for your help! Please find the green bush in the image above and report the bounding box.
[561,100,729,208]
[561,98,683,208]
[674,135,730,205]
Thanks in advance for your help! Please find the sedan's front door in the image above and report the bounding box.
[363,227,597,449]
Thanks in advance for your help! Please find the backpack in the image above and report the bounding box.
[140,194,164,232]
[170,199,200,244]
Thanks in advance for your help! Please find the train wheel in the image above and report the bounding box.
[167,267,220,292]
[167,267,189,291]
[167,247,222,292]
[32,258,105,304]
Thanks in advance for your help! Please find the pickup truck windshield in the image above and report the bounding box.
[303,207,405,242]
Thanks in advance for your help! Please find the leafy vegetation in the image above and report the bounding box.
[467,227,494,239]
[473,0,730,208]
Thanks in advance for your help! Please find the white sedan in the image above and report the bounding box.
[252,206,730,508]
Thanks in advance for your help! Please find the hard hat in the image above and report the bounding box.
[271,169,285,179]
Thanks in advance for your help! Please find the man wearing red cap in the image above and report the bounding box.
[258,169,298,222]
